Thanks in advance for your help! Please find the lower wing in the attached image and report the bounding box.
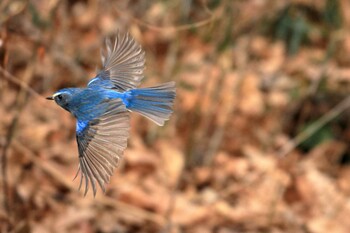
[75,99,130,196]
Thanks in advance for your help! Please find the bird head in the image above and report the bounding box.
[46,89,76,112]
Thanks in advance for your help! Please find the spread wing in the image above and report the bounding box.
[75,99,130,196]
[88,32,145,91]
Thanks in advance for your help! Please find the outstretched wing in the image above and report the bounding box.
[75,99,130,196]
[88,32,145,91]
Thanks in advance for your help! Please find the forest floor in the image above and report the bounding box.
[1,0,350,233]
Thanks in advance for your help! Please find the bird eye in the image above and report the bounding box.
[56,94,63,100]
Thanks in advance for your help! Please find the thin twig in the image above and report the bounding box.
[1,63,34,224]
[279,95,350,157]
[203,71,234,165]
[114,4,219,32]
[160,179,179,233]
[0,66,44,100]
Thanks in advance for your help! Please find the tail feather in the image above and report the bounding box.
[123,82,176,126]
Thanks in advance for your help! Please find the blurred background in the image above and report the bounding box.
[1,0,350,232]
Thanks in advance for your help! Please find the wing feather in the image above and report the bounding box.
[88,32,145,91]
[75,99,130,196]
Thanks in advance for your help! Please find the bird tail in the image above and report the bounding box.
[123,82,176,126]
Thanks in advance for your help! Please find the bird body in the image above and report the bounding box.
[47,33,175,196]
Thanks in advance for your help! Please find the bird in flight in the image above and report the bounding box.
[47,32,176,196]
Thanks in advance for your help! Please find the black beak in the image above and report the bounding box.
[46,96,54,100]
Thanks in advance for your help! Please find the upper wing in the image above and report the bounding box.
[75,99,130,196]
[88,33,145,91]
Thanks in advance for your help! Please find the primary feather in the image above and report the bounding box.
[88,33,145,91]
[75,99,129,196]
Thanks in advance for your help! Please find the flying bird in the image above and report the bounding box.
[47,32,176,196]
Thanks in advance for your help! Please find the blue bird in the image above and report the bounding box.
[47,33,176,196]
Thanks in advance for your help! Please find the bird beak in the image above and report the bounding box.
[46,96,54,100]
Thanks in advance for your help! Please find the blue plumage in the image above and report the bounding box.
[47,33,176,196]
